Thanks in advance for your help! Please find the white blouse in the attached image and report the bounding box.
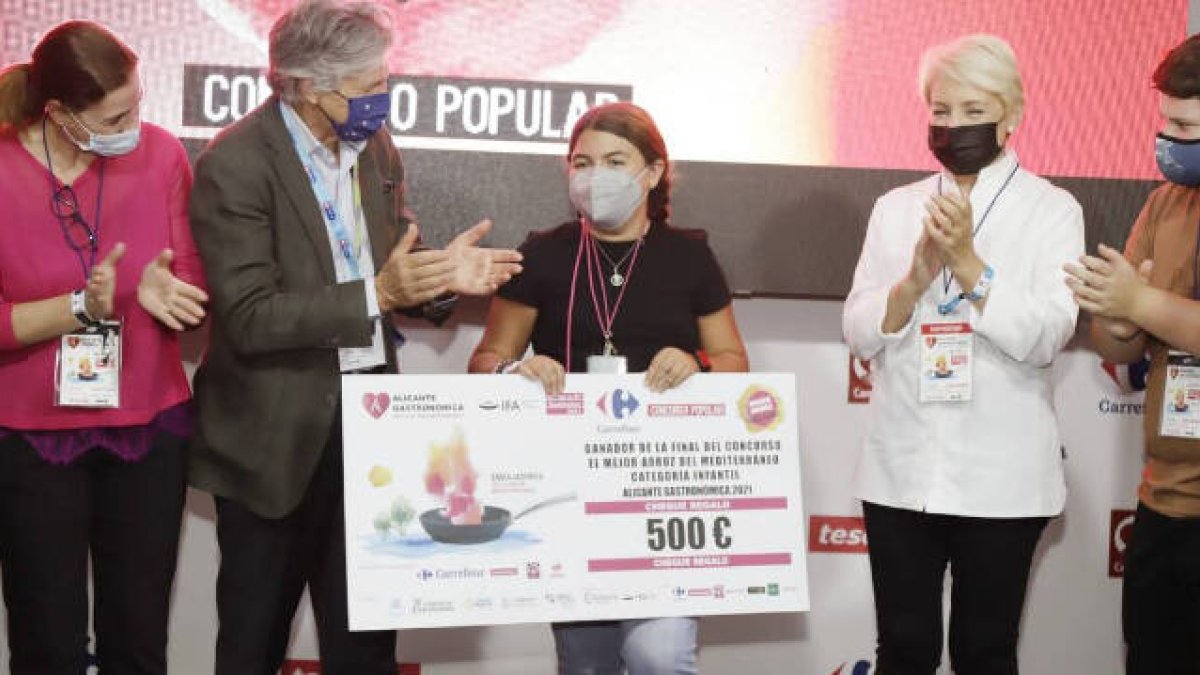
[843,151,1084,518]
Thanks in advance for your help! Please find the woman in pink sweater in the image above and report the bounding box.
[0,21,207,675]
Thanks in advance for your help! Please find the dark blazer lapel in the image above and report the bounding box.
[358,138,400,268]
[260,99,338,283]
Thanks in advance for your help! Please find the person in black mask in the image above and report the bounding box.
[1064,33,1200,675]
[843,34,1084,674]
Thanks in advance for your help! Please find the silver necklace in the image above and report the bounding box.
[595,240,637,286]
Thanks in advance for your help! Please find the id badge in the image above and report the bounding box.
[919,322,973,403]
[339,323,387,373]
[56,320,122,408]
[1159,350,1200,439]
[339,345,385,373]
[587,355,628,374]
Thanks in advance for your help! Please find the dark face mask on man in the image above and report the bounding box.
[928,122,1003,175]
[1155,133,1200,186]
[323,90,391,142]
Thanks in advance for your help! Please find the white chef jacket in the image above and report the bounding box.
[842,150,1084,517]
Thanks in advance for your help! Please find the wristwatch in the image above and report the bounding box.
[70,290,97,326]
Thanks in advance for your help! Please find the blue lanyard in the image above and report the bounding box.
[43,119,106,284]
[280,107,364,279]
[937,161,1020,302]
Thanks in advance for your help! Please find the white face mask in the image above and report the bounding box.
[64,110,141,157]
[568,165,650,231]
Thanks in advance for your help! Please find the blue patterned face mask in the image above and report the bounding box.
[329,90,391,142]
[1156,133,1200,186]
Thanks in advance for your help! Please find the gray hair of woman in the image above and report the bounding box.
[918,34,1026,129]
[267,0,393,103]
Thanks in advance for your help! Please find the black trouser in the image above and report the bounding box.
[0,432,187,675]
[213,430,396,675]
[862,501,1048,675]
[1123,501,1200,675]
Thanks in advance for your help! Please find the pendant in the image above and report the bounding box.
[603,339,616,356]
[609,272,625,287]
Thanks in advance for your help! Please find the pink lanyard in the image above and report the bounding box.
[564,224,646,370]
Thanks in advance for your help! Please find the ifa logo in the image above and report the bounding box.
[362,392,390,419]
[809,515,869,554]
[848,355,873,404]
[1108,509,1136,578]
[280,660,421,674]
[596,389,640,419]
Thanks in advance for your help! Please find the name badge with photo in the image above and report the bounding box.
[1160,350,1200,439]
[919,322,973,403]
[56,320,122,408]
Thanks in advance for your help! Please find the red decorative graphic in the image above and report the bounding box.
[362,392,390,419]
[1108,509,1136,578]
[848,355,872,404]
[834,0,1184,179]
[221,0,626,79]
[809,515,869,554]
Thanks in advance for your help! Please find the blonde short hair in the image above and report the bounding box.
[919,34,1024,124]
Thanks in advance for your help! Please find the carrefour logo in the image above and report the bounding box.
[831,660,873,675]
[1098,358,1149,416]
[597,389,640,419]
[1101,358,1150,394]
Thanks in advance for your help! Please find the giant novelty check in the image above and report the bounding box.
[342,373,807,630]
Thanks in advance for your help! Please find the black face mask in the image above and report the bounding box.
[928,122,1002,175]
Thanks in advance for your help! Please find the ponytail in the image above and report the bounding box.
[0,22,138,134]
[0,63,33,131]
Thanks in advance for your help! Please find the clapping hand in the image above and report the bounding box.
[84,243,126,321]
[446,219,523,296]
[924,193,976,269]
[1064,244,1153,325]
[138,249,208,330]
[904,229,942,293]
[376,221,524,312]
[375,224,454,311]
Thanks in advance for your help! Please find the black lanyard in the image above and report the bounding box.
[938,161,1020,299]
[42,117,106,284]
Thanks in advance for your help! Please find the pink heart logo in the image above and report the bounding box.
[363,392,390,419]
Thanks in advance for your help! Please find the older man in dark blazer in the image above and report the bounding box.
[187,2,522,673]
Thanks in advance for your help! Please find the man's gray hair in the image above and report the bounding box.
[268,0,393,103]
